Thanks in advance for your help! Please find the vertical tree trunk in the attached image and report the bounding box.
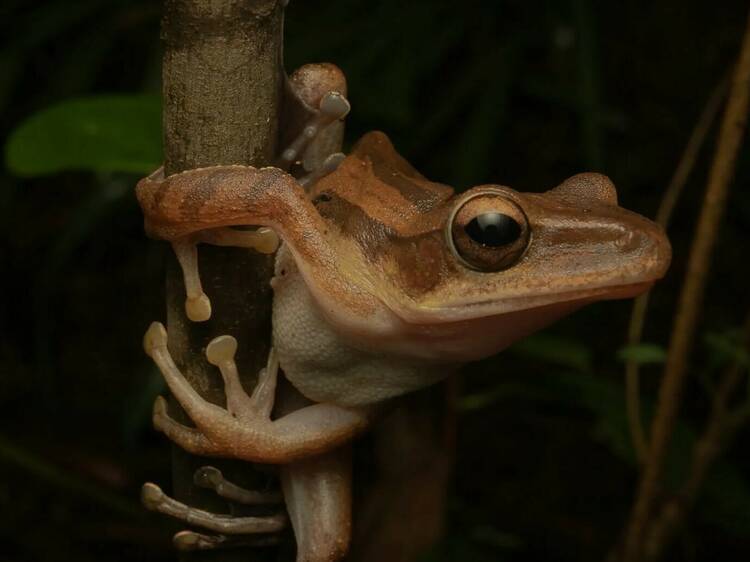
[160,1,285,560]
[158,4,453,561]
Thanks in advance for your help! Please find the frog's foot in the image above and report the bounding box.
[144,321,369,464]
[298,152,346,188]
[173,530,281,551]
[171,227,279,322]
[277,91,350,171]
[145,322,278,454]
[194,466,283,505]
[142,482,286,551]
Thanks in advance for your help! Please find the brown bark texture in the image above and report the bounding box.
[160,1,285,560]
[158,3,454,561]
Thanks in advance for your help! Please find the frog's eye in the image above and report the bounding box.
[448,192,530,271]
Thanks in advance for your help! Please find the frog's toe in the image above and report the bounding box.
[319,91,350,120]
[152,397,222,455]
[174,530,282,551]
[299,152,346,188]
[141,481,287,534]
[194,466,283,505]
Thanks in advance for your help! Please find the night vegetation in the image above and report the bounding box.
[1,1,749,561]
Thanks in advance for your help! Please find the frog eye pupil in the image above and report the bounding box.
[464,213,521,247]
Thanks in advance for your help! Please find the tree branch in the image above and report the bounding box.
[642,309,750,561]
[160,1,285,560]
[619,8,750,561]
[624,75,728,465]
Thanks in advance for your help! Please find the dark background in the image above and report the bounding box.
[1,1,749,561]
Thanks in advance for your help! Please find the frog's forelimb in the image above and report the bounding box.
[172,226,280,322]
[167,83,349,322]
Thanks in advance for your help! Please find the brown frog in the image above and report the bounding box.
[137,64,671,562]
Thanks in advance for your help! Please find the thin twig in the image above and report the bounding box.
[620,8,750,561]
[642,310,750,561]
[625,77,728,465]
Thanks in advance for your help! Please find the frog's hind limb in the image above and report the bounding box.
[171,530,281,552]
[194,465,283,505]
[141,467,285,552]
[141,481,286,534]
[141,456,353,562]
[280,63,350,173]
[143,322,371,465]
[277,90,350,172]
[298,151,346,189]
[273,382,353,562]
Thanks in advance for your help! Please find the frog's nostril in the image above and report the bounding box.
[549,172,618,206]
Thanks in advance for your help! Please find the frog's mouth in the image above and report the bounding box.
[406,278,658,325]
[367,279,659,363]
[405,209,672,325]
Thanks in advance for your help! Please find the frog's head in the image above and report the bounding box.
[310,132,671,360]
[137,130,670,361]
[420,173,671,320]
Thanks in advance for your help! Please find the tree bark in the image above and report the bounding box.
[161,1,285,560]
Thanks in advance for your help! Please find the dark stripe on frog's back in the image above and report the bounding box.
[313,193,394,258]
[313,193,458,296]
[309,131,459,296]
[309,131,454,236]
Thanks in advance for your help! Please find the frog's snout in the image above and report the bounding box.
[548,172,619,207]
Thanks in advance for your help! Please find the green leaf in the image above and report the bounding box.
[616,343,668,365]
[5,94,161,177]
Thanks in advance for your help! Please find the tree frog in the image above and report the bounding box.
[136,64,671,561]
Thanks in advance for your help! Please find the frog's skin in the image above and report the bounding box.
[137,65,671,562]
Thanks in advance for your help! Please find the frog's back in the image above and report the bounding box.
[309,131,454,243]
[307,131,463,307]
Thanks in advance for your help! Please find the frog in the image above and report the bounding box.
[136,64,671,562]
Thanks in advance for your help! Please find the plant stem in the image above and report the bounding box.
[160,1,284,560]
[625,77,728,465]
[642,310,750,561]
[620,8,750,561]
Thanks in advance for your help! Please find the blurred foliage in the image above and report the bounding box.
[616,343,668,365]
[1,0,749,561]
[5,95,161,176]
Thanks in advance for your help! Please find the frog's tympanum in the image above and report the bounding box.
[136,63,671,562]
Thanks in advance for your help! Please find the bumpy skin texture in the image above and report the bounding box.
[137,131,671,394]
[283,63,347,172]
[271,246,447,406]
[137,123,671,562]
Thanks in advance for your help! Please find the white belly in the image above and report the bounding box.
[270,250,445,407]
